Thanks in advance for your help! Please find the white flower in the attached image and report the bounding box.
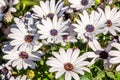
[32,0,68,19]
[109,43,120,71]
[61,25,77,46]
[37,15,68,43]
[0,0,19,13]
[73,10,103,42]
[98,6,120,35]
[8,17,42,51]
[0,64,13,80]
[68,0,95,10]
[85,39,112,69]
[3,49,42,70]
[46,48,90,80]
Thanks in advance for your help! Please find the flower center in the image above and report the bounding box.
[1,67,8,75]
[24,35,33,43]
[19,52,28,59]
[2,5,9,13]
[64,63,73,71]
[85,25,94,32]
[50,29,58,36]
[106,20,112,27]
[62,35,68,40]
[99,51,108,59]
[81,0,88,6]
[47,13,54,19]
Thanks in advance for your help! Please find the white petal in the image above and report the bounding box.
[65,72,72,80]
[88,39,103,51]
[71,72,80,80]
[109,51,120,56]
[111,43,120,50]
[50,0,55,13]
[116,65,120,71]
[110,57,120,64]
[55,71,65,79]
[71,49,80,63]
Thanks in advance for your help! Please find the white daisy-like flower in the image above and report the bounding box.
[61,25,77,46]
[98,6,120,36]
[0,0,19,13]
[0,64,13,80]
[85,39,112,69]
[3,49,41,70]
[72,10,103,42]
[46,48,90,80]
[8,17,42,51]
[37,15,68,43]
[32,0,68,19]
[109,43,120,71]
[10,75,27,80]
[68,0,95,10]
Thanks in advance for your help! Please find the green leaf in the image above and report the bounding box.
[115,72,120,80]
[97,71,105,79]
[106,71,116,79]
[80,76,89,80]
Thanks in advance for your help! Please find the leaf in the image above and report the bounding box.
[97,71,105,79]
[115,72,120,80]
[106,71,116,79]
[80,76,89,80]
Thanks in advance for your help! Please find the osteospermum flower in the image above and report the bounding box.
[0,64,13,80]
[0,0,19,13]
[37,15,68,43]
[61,25,77,46]
[8,17,42,51]
[68,0,95,10]
[46,48,90,80]
[98,6,120,35]
[109,43,120,71]
[73,10,103,42]
[3,49,41,70]
[32,0,68,19]
[85,39,112,69]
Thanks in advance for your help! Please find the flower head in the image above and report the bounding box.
[68,0,95,10]
[85,39,112,69]
[46,48,90,80]
[37,15,69,43]
[73,10,103,42]
[8,17,42,51]
[0,64,13,80]
[109,43,120,71]
[3,49,42,70]
[98,6,120,35]
[32,0,68,19]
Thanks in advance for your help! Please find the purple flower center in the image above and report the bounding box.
[85,25,94,32]
[19,52,28,59]
[2,5,9,13]
[99,51,108,59]
[62,35,68,40]
[47,13,54,19]
[81,0,88,6]
[106,20,112,27]
[24,35,33,43]
[50,29,58,36]
[1,68,8,75]
[64,63,73,71]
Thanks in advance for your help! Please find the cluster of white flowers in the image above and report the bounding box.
[0,0,120,80]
